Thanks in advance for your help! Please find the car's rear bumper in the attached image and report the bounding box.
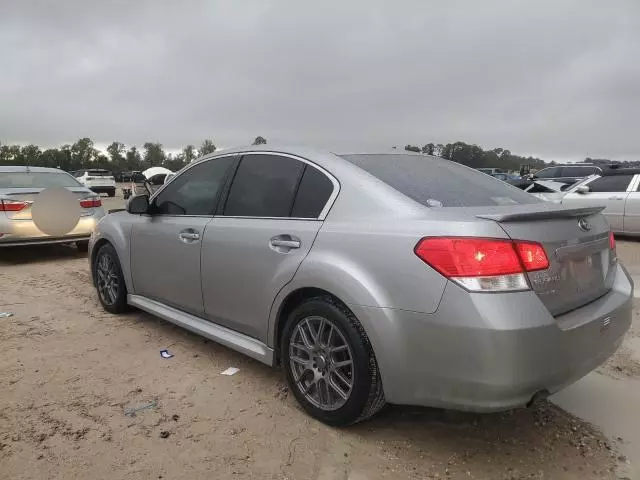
[0,214,103,247]
[356,262,633,412]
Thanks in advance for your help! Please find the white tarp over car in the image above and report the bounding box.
[142,167,173,179]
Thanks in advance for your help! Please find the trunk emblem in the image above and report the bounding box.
[578,218,591,231]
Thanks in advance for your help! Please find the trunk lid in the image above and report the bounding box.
[1,187,97,220]
[474,204,615,316]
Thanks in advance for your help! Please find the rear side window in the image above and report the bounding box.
[340,154,540,207]
[224,154,304,217]
[535,167,561,179]
[152,156,235,215]
[291,166,334,218]
[0,172,82,188]
[561,166,598,177]
[588,175,632,193]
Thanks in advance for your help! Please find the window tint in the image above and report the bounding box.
[152,156,235,215]
[340,154,539,207]
[561,166,598,177]
[534,167,561,179]
[224,154,304,217]
[291,166,334,218]
[588,175,632,193]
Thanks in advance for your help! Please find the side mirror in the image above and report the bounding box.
[126,194,150,214]
[575,185,590,194]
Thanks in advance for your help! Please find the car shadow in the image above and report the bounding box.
[0,244,87,266]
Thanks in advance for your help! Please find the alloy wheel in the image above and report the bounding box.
[289,316,355,411]
[96,253,119,306]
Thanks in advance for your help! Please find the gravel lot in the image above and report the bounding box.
[1,190,638,479]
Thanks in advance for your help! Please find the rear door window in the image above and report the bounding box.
[223,154,305,217]
[340,154,540,207]
[587,175,633,193]
[291,166,334,218]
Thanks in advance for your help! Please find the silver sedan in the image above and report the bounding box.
[89,147,632,425]
[1,166,105,251]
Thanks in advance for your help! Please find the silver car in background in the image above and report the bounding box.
[89,147,632,425]
[0,166,105,251]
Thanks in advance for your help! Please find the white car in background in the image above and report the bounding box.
[73,169,117,197]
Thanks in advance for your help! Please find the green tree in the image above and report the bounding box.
[404,144,421,153]
[125,146,142,170]
[421,143,435,155]
[252,136,267,145]
[20,144,42,166]
[71,138,97,168]
[106,142,126,171]
[199,139,216,156]
[142,142,166,168]
[182,144,197,163]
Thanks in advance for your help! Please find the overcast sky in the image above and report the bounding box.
[1,1,639,162]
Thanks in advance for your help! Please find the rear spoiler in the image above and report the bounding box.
[476,206,605,223]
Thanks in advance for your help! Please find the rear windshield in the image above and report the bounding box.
[0,172,82,188]
[88,170,112,176]
[340,154,541,207]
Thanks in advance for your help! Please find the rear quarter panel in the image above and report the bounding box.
[268,214,510,347]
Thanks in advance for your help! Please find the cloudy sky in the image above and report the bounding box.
[1,1,639,162]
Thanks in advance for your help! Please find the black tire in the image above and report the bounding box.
[108,189,116,197]
[93,243,128,314]
[281,296,385,426]
[76,240,89,252]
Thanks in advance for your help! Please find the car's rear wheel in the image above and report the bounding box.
[281,296,385,426]
[76,240,89,252]
[94,243,128,314]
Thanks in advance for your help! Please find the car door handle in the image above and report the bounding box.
[270,239,301,249]
[608,196,624,200]
[178,230,200,242]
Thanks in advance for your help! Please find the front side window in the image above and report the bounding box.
[587,175,633,193]
[152,156,235,215]
[223,154,305,217]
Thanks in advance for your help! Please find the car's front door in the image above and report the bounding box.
[562,174,634,232]
[130,155,237,316]
[201,153,337,341]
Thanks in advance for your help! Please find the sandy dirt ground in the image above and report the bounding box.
[0,192,638,479]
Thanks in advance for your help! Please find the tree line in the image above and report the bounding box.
[402,142,549,172]
[0,135,551,174]
[0,136,268,173]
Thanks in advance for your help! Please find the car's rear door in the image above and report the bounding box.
[129,155,237,316]
[201,153,337,342]
[562,174,634,232]
[622,175,640,234]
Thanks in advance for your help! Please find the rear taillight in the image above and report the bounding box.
[0,200,28,212]
[80,198,102,208]
[414,237,549,292]
[609,231,616,251]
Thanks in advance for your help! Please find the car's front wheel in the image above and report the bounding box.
[281,297,385,426]
[93,243,128,314]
